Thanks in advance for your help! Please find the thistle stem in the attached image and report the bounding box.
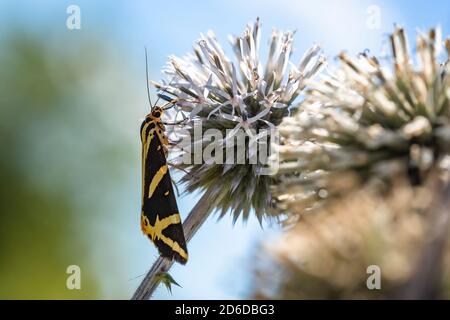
[131,188,216,300]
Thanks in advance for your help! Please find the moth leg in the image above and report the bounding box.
[162,144,169,157]
[171,176,181,197]
[162,119,189,126]
[160,98,179,110]
[167,162,198,182]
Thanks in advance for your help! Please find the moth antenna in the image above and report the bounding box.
[145,47,153,109]
[153,75,180,110]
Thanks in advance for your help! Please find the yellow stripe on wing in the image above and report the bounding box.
[141,213,188,260]
[148,164,168,198]
[141,121,154,200]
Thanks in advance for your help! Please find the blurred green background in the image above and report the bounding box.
[0,32,138,298]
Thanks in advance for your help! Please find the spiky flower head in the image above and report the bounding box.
[272,26,450,218]
[156,19,325,222]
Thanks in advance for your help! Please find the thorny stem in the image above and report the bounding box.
[131,188,216,300]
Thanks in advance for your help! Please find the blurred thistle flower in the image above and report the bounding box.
[155,18,325,222]
[253,177,450,299]
[272,26,450,218]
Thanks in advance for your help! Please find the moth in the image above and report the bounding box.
[140,51,188,264]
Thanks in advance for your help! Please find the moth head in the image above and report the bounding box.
[150,106,163,119]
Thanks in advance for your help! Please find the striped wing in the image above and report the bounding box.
[140,118,188,264]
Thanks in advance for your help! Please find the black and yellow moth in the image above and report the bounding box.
[140,104,188,264]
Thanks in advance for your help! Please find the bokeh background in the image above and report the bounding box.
[0,0,449,299]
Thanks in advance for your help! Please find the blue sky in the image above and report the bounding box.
[1,0,450,299]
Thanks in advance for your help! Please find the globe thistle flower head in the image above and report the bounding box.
[272,26,450,218]
[155,19,325,222]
